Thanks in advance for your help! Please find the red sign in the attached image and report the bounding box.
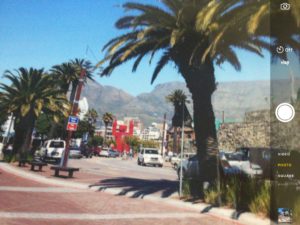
[67,123,78,131]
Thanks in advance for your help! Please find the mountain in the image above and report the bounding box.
[81,79,274,126]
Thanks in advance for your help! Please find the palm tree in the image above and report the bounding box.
[98,0,272,184]
[51,58,94,104]
[166,89,188,153]
[0,68,70,159]
[102,112,114,145]
[86,109,99,137]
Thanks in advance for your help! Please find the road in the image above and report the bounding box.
[0,163,240,225]
[69,157,178,199]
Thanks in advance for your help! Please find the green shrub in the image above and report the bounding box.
[249,181,271,217]
[182,179,191,199]
[293,198,300,224]
[204,186,220,206]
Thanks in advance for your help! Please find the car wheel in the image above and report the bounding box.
[137,160,140,165]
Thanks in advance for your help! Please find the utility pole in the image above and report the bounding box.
[179,99,185,198]
[62,69,86,167]
[161,113,166,156]
[222,111,225,123]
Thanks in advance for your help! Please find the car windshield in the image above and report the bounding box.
[145,149,158,154]
[49,141,64,148]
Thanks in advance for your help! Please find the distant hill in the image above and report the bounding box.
[81,79,274,127]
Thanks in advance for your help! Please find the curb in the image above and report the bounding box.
[0,162,270,225]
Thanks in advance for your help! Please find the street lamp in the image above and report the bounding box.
[179,98,186,198]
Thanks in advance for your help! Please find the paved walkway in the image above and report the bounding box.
[0,167,240,225]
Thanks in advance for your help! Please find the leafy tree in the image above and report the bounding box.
[35,113,51,138]
[124,136,140,152]
[0,68,70,158]
[140,140,159,149]
[102,112,114,144]
[88,136,103,147]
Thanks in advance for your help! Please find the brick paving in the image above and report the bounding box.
[0,166,242,225]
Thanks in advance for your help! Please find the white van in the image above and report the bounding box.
[41,139,66,162]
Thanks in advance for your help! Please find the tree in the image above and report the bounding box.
[88,136,103,148]
[98,0,299,187]
[0,68,70,159]
[102,112,114,145]
[51,59,94,103]
[124,136,140,153]
[166,89,192,153]
[49,59,94,139]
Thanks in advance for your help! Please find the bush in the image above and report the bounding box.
[182,179,191,199]
[249,181,271,217]
[204,186,220,206]
[293,198,300,224]
[201,174,271,218]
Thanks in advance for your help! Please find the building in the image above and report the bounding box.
[124,117,143,136]
[78,97,89,120]
[140,123,161,140]
[1,114,15,138]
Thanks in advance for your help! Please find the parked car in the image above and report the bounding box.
[171,153,195,169]
[137,148,163,167]
[69,147,83,159]
[41,139,66,163]
[177,155,242,180]
[91,146,101,156]
[240,161,263,177]
[108,149,119,158]
[81,144,93,158]
[99,148,109,157]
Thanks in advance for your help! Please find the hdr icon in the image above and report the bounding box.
[281,60,290,65]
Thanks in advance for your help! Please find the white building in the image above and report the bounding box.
[140,123,161,140]
[78,97,89,120]
[1,114,15,137]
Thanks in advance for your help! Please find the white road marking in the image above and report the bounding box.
[0,212,203,220]
[0,186,87,193]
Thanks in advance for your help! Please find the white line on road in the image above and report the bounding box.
[0,212,203,220]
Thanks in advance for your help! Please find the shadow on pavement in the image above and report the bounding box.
[89,177,178,199]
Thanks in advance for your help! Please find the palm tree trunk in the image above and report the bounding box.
[179,59,219,194]
[13,114,35,160]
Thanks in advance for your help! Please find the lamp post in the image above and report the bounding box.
[179,99,185,198]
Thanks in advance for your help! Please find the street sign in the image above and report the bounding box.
[67,123,78,131]
[68,116,79,124]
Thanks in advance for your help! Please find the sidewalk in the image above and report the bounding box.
[0,162,270,225]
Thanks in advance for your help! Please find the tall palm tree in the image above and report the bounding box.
[166,89,189,153]
[98,0,272,184]
[0,68,70,158]
[102,112,114,145]
[51,59,94,104]
[86,109,99,138]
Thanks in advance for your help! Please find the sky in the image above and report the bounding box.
[0,0,271,96]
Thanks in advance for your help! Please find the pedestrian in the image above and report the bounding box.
[129,147,133,160]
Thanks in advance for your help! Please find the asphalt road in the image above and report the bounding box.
[69,157,179,199]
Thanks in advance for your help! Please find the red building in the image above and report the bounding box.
[112,119,134,153]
